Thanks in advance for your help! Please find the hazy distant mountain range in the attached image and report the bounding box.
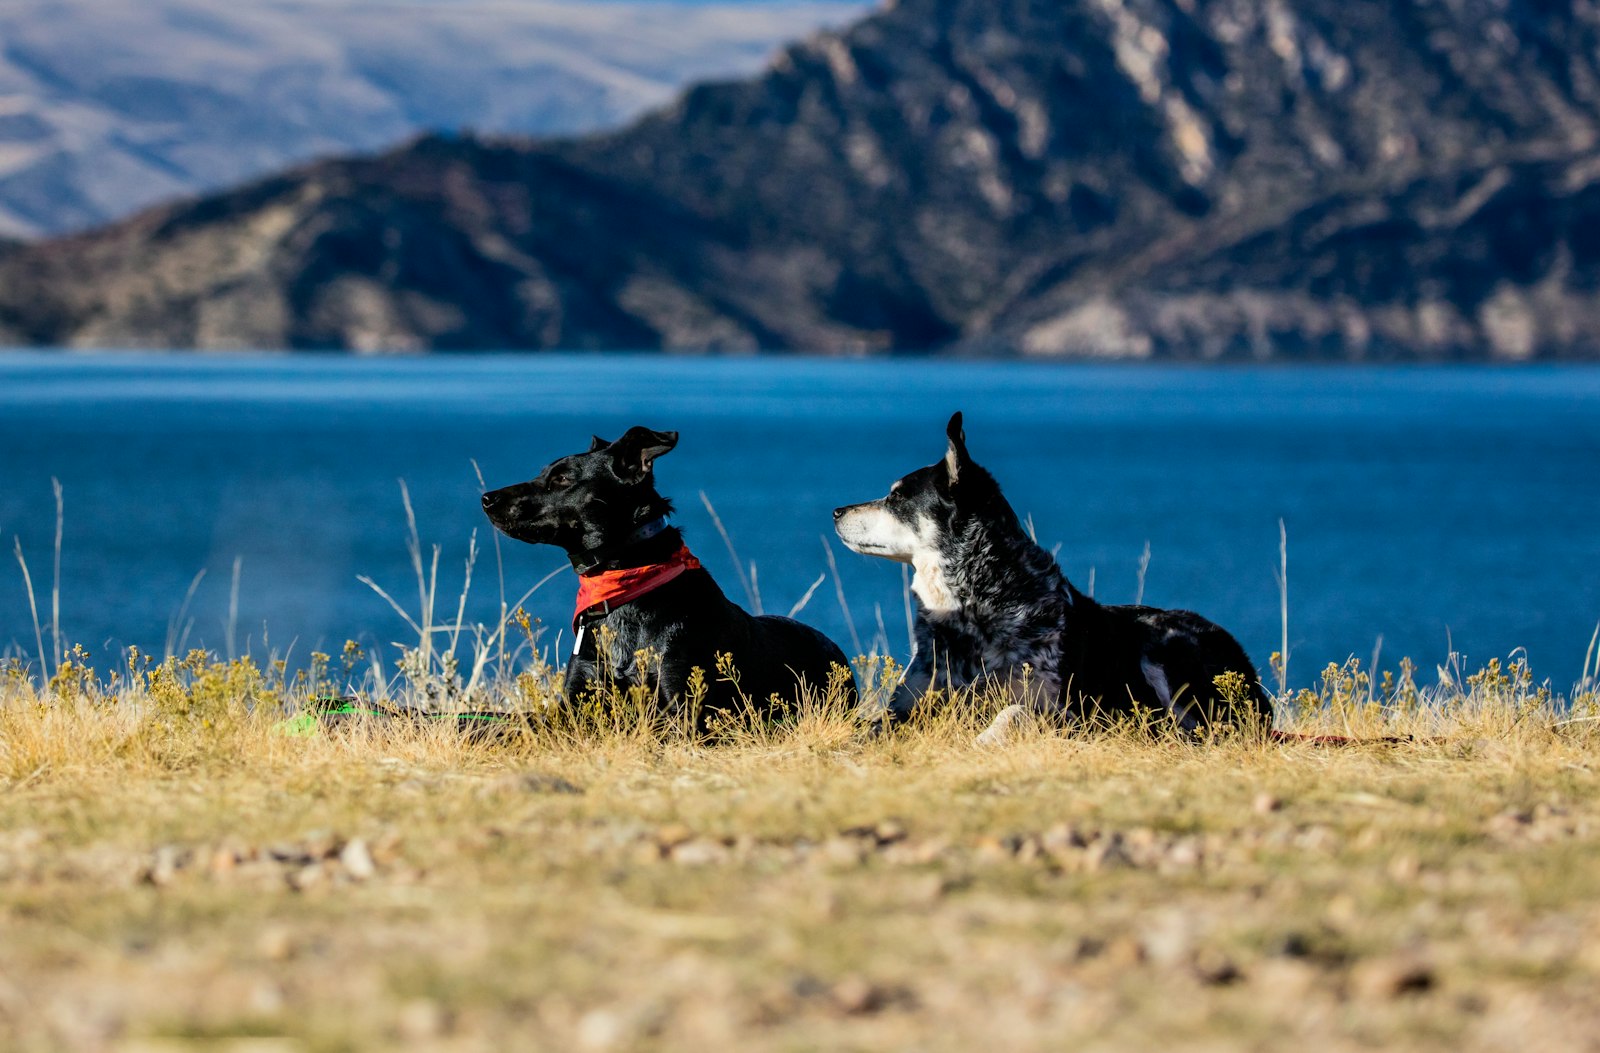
[3,0,1600,358]
[0,0,865,237]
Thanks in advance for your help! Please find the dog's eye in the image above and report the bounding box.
[547,471,573,489]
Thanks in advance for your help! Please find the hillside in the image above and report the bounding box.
[0,0,865,238]
[3,0,1600,357]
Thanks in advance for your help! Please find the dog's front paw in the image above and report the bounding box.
[975,704,1027,748]
[856,715,889,741]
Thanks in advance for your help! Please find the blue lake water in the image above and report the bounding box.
[1,353,1597,690]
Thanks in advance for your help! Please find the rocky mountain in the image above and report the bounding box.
[0,0,865,238]
[3,0,1600,358]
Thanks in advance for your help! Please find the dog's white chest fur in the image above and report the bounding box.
[911,553,960,614]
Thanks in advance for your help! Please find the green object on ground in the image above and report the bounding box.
[271,712,323,737]
[270,697,529,740]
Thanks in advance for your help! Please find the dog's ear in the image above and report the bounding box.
[588,435,611,453]
[611,426,678,481]
[943,411,969,485]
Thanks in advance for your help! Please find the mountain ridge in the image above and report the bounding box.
[0,0,865,238]
[4,0,1600,358]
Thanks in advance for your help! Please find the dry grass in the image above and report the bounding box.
[4,644,1600,1053]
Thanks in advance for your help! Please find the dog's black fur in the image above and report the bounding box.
[482,427,855,720]
[834,412,1272,737]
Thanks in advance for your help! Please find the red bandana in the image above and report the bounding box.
[572,545,702,631]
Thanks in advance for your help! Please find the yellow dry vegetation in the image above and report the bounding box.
[2,648,1599,1052]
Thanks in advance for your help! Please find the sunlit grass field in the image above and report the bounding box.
[2,488,1598,1051]
[4,629,1600,1052]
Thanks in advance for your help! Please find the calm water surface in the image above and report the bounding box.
[1,354,1596,689]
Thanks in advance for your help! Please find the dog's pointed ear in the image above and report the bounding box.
[943,411,969,485]
[611,426,678,481]
[588,435,611,453]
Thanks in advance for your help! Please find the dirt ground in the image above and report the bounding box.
[3,652,1599,1052]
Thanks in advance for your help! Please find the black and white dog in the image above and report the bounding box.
[483,427,855,721]
[833,413,1272,741]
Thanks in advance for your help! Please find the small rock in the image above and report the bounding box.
[874,819,908,845]
[340,838,377,881]
[759,973,827,1018]
[882,838,948,865]
[1162,836,1204,871]
[527,773,584,794]
[655,824,694,850]
[812,890,842,921]
[1041,823,1088,853]
[397,998,450,1040]
[1251,958,1319,997]
[576,1008,628,1050]
[831,976,887,1015]
[1296,825,1337,852]
[670,838,730,866]
[1084,834,1133,872]
[1387,853,1420,882]
[1140,912,1196,966]
[1066,935,1105,961]
[287,862,326,891]
[1125,827,1159,854]
[302,830,339,859]
[249,981,286,1015]
[1351,825,1383,851]
[1324,894,1359,926]
[267,842,313,865]
[233,859,285,887]
[482,772,584,797]
[1271,932,1312,959]
[1487,808,1535,840]
[974,835,1022,864]
[143,845,184,887]
[906,873,948,906]
[1104,936,1146,967]
[256,926,295,961]
[631,841,667,865]
[209,847,238,875]
[820,836,868,867]
[370,833,404,866]
[1192,948,1242,985]
[1350,956,1435,999]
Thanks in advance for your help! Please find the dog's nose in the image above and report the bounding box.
[481,492,501,512]
[832,506,847,521]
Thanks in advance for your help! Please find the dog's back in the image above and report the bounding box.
[749,613,855,706]
[569,570,853,719]
[1061,595,1273,729]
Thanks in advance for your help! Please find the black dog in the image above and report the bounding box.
[482,427,855,721]
[834,412,1272,741]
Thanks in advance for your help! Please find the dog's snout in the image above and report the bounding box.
[482,490,510,516]
[832,506,850,522]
